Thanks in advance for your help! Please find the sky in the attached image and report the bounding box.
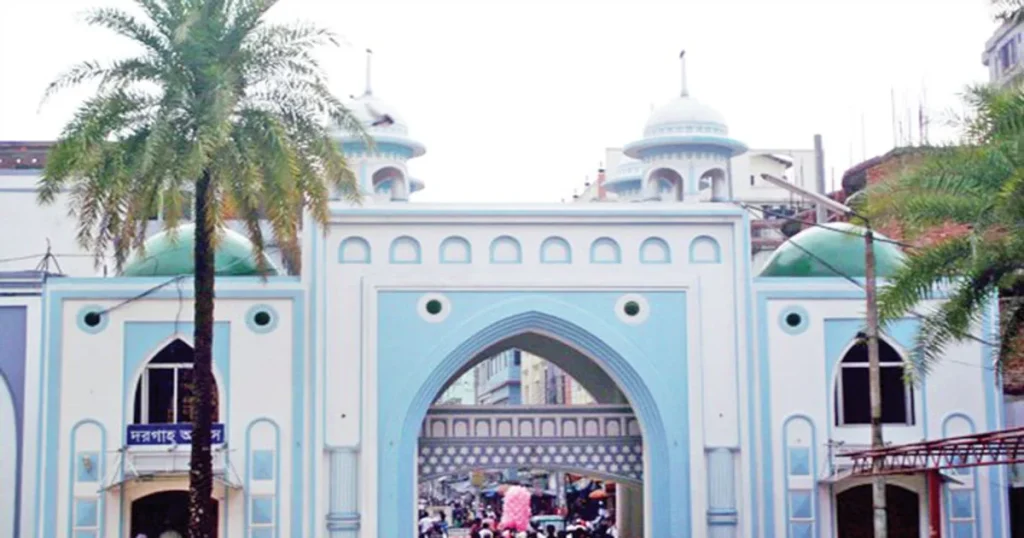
[0,0,999,203]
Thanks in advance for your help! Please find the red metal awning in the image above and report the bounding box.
[841,426,1024,476]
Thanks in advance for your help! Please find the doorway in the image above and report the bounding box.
[836,484,920,538]
[130,491,218,538]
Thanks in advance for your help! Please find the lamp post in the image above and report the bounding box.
[759,173,887,538]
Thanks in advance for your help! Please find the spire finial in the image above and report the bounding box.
[364,48,373,96]
[679,49,689,97]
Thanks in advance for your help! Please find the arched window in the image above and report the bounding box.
[835,338,913,426]
[133,339,219,424]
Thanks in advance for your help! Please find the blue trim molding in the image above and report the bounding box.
[66,419,106,538]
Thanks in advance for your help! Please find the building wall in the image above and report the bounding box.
[983,19,1024,86]
[755,279,1005,538]
[31,278,305,538]
[322,203,748,538]
[520,352,547,405]
[473,349,521,405]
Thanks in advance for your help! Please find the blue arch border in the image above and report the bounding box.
[388,309,678,538]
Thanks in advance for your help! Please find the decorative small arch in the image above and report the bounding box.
[373,166,408,201]
[439,236,472,264]
[131,339,221,424]
[589,237,621,264]
[688,235,721,264]
[389,236,422,264]
[834,338,914,426]
[540,237,572,264]
[644,167,684,201]
[639,237,671,264]
[489,236,522,264]
[338,237,371,264]
[67,419,107,538]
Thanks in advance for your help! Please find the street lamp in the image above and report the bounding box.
[760,173,889,538]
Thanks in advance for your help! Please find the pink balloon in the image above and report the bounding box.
[499,485,532,531]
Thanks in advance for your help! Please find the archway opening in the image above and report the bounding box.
[418,332,644,538]
[836,484,920,537]
[132,339,219,425]
[373,166,408,201]
[130,491,219,538]
[699,168,727,202]
[834,339,914,426]
[645,168,683,201]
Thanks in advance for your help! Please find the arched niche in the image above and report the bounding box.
[389,235,421,264]
[644,167,684,201]
[131,339,220,425]
[540,237,572,264]
[439,236,472,264]
[639,237,671,264]
[338,236,371,264]
[489,236,522,264]
[833,338,914,427]
[699,167,728,202]
[590,237,622,264]
[688,235,721,264]
[372,166,408,201]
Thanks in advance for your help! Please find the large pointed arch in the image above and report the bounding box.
[383,308,676,538]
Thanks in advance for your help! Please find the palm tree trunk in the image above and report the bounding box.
[188,169,216,538]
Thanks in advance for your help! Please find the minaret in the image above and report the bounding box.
[679,50,689,97]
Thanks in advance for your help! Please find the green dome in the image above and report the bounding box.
[121,224,279,277]
[759,222,905,278]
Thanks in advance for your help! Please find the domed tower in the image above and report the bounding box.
[331,50,426,202]
[623,51,747,202]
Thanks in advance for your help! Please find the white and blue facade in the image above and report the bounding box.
[0,52,1010,538]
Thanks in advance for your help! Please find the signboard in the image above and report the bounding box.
[126,423,225,446]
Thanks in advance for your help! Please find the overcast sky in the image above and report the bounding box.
[0,0,998,202]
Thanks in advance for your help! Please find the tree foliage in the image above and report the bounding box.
[866,84,1024,375]
[38,0,364,272]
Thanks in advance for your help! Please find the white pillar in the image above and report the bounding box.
[327,447,360,538]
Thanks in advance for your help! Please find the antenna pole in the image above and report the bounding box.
[679,50,689,97]
[364,48,373,95]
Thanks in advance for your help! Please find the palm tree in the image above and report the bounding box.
[37,1,363,536]
[864,84,1024,376]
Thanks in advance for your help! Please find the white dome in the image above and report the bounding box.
[643,96,727,137]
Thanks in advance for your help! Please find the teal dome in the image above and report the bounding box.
[121,224,279,277]
[759,223,905,278]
